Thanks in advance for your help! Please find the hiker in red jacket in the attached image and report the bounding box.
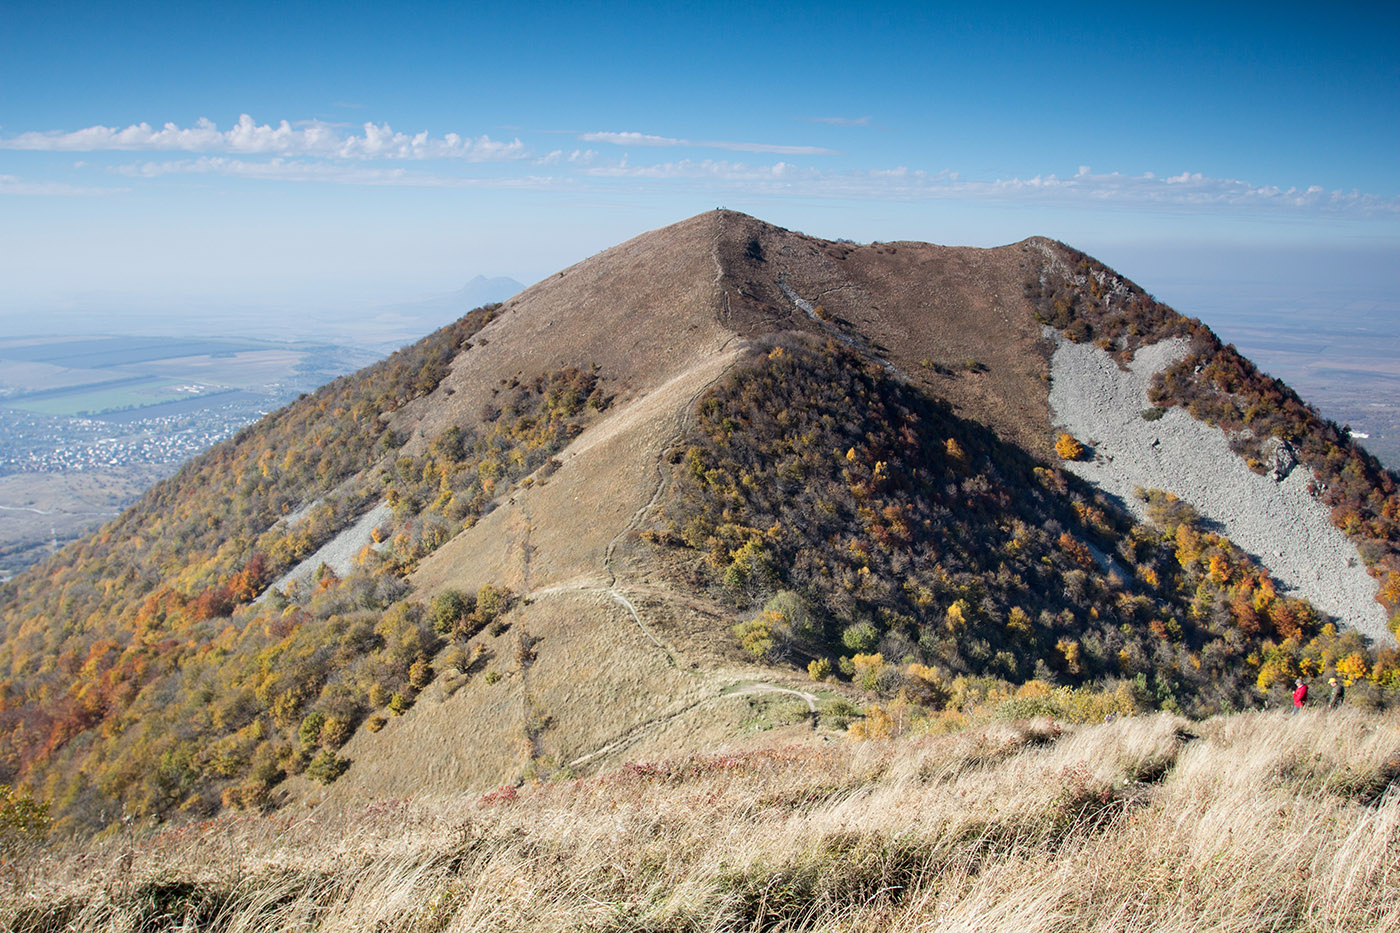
[1293,678,1309,711]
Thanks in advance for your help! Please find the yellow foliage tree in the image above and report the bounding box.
[1207,553,1231,584]
[945,599,969,632]
[904,664,950,708]
[1255,649,1299,691]
[733,613,776,660]
[847,704,894,740]
[1336,653,1368,685]
[1056,637,1083,675]
[1174,524,1204,566]
[1252,576,1276,611]
[850,653,887,691]
[1055,432,1085,461]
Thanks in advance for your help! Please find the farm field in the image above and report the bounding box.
[0,335,271,369]
[0,467,168,580]
[0,337,334,418]
[7,379,238,417]
[140,348,309,385]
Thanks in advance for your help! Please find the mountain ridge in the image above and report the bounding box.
[1,210,1397,832]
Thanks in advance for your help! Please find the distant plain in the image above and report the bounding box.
[0,334,375,578]
[0,276,522,578]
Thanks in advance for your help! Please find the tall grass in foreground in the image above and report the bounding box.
[4,709,1397,932]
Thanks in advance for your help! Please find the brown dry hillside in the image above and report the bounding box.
[285,212,1065,810]
[398,211,1053,461]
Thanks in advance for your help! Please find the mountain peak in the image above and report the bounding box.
[2,214,1396,832]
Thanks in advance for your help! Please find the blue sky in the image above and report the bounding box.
[2,0,1397,325]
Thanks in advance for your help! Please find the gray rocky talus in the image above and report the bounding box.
[1048,333,1393,645]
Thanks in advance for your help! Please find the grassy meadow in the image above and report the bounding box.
[3,707,1396,932]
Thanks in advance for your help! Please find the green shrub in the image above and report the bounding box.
[476,584,509,625]
[298,712,326,750]
[819,698,861,730]
[430,589,473,634]
[764,590,812,638]
[842,622,879,654]
[305,749,350,784]
[0,785,50,861]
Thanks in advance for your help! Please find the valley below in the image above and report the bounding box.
[1207,307,1400,469]
[0,336,375,579]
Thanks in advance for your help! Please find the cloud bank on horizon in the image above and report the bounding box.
[4,114,1395,220]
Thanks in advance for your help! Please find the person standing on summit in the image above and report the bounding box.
[1293,678,1309,711]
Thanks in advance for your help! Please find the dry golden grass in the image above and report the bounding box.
[5,708,1397,932]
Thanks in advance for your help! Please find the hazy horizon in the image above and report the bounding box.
[4,4,1395,312]
[3,1,1395,458]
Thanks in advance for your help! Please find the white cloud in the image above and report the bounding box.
[716,140,839,155]
[580,130,837,155]
[968,170,1400,214]
[1,115,529,161]
[580,131,685,147]
[113,156,565,189]
[584,158,813,181]
[11,112,1393,221]
[578,158,1400,216]
[536,148,597,166]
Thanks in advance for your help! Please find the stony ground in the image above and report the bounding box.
[269,502,394,593]
[1048,332,1393,645]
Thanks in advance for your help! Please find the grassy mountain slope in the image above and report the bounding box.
[0,211,1397,836]
[6,709,1397,932]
